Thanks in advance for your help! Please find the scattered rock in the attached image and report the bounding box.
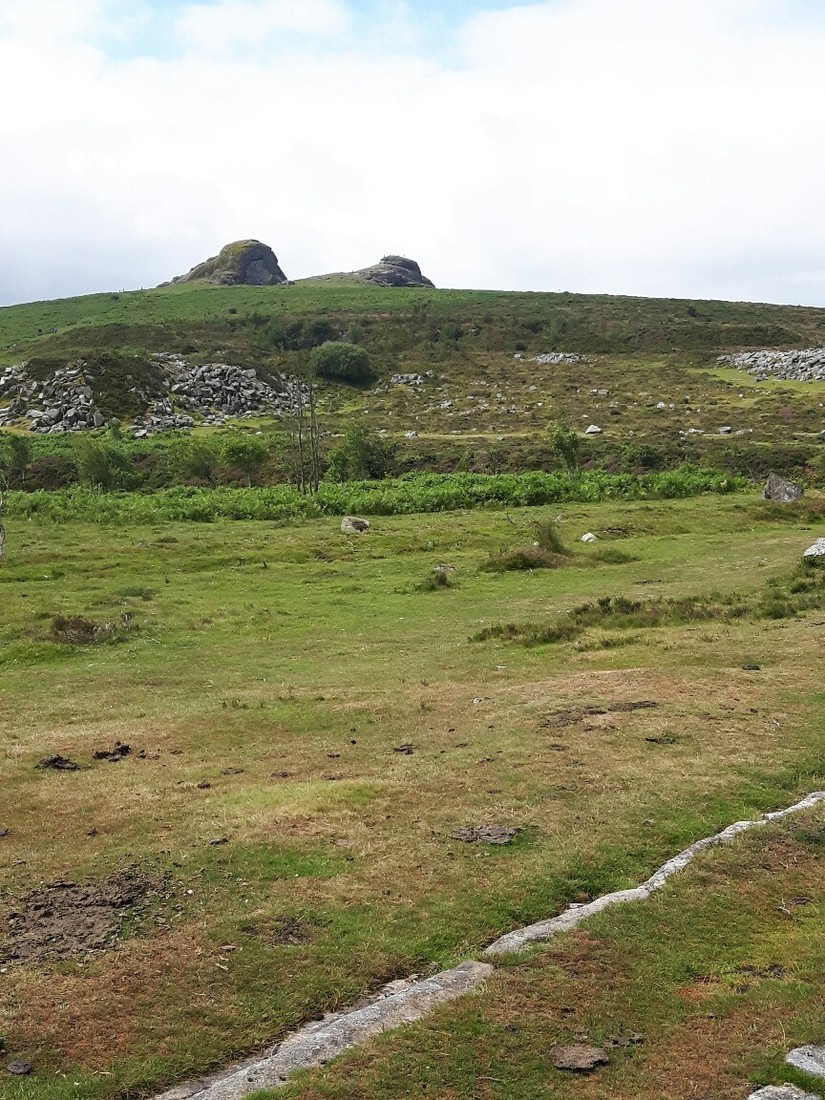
[719,347,825,383]
[742,662,762,670]
[341,516,370,535]
[0,828,9,838]
[580,532,598,543]
[533,353,589,365]
[6,1060,33,1076]
[93,741,131,763]
[36,754,79,771]
[550,1044,609,1072]
[584,424,603,435]
[749,1087,820,1100]
[763,472,804,503]
[209,837,229,847]
[393,744,414,755]
[786,1047,825,1080]
[450,825,521,846]
[168,240,288,286]
[0,867,164,965]
[803,538,825,558]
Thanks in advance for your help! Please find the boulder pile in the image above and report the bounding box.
[0,364,106,432]
[0,355,308,436]
[718,348,825,381]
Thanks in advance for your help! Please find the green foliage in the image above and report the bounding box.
[532,518,570,555]
[220,433,269,486]
[480,546,569,572]
[0,432,31,482]
[547,422,580,472]
[309,341,374,384]
[4,467,750,525]
[327,423,395,481]
[72,437,137,491]
[166,436,221,486]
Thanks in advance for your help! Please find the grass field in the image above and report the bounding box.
[1,491,824,1098]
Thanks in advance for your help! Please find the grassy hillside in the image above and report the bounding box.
[2,281,825,486]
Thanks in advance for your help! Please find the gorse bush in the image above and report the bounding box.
[309,341,374,384]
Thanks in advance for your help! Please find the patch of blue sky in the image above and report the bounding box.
[97,0,545,62]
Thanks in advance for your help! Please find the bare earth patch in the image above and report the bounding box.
[0,867,165,965]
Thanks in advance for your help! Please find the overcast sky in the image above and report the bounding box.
[2,0,825,307]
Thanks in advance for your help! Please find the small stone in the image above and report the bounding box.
[584,424,602,434]
[803,538,825,559]
[580,532,598,543]
[550,1044,609,1072]
[36,754,79,771]
[341,516,370,535]
[6,1060,33,1076]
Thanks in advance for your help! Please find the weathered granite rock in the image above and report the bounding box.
[168,241,288,286]
[719,348,825,383]
[748,1087,819,1100]
[786,1046,825,1080]
[341,516,370,535]
[763,472,804,502]
[310,256,434,288]
[803,538,825,558]
[585,424,602,435]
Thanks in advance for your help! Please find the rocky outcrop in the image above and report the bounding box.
[168,241,288,287]
[718,348,825,382]
[0,356,307,436]
[309,256,434,288]
[358,256,434,288]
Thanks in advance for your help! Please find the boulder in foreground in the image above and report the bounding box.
[763,472,803,502]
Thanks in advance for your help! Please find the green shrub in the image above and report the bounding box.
[310,342,374,384]
[327,424,395,481]
[481,547,569,572]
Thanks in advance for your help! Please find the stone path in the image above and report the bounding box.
[152,791,825,1100]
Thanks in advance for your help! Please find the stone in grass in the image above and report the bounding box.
[584,424,602,435]
[763,472,804,503]
[580,532,598,543]
[341,516,370,535]
[450,825,521,846]
[786,1046,825,1079]
[803,538,825,559]
[748,1087,820,1100]
[6,1060,33,1076]
[550,1044,610,1072]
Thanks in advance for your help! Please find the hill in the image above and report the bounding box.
[1,279,825,484]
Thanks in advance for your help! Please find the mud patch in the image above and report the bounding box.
[0,866,165,965]
[539,699,658,730]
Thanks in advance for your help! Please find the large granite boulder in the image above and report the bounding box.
[168,241,288,286]
[763,472,804,503]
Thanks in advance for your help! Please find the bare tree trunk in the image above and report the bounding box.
[308,380,321,493]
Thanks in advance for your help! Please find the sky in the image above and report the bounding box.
[2,0,825,307]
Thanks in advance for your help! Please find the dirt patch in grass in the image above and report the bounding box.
[0,867,165,965]
[539,700,659,730]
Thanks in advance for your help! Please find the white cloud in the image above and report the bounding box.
[1,0,825,305]
[174,0,350,56]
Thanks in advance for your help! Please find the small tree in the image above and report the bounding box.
[327,422,395,481]
[0,431,31,485]
[73,437,135,491]
[548,422,580,472]
[221,433,269,486]
[310,342,374,384]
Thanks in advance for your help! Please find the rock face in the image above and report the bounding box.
[763,472,804,502]
[169,240,288,286]
[359,256,434,288]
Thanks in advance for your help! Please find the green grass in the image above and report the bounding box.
[0,494,824,1097]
